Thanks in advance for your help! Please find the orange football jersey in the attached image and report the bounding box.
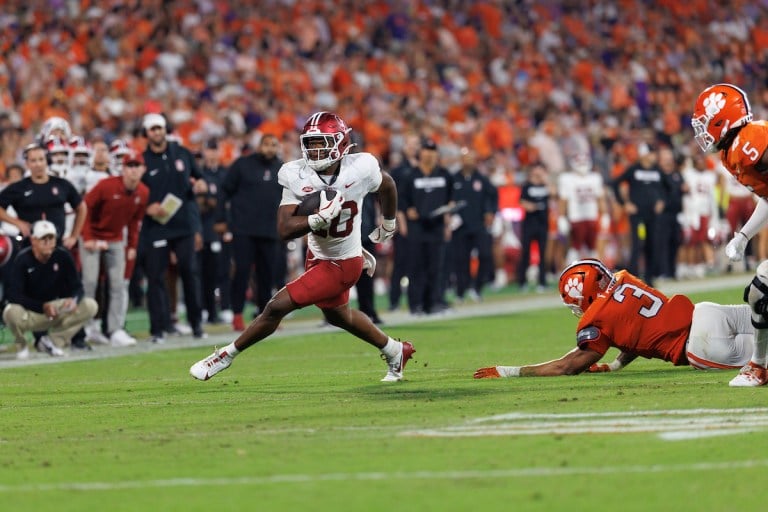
[575,270,694,364]
[720,121,768,198]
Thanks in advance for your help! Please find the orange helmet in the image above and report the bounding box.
[558,259,615,317]
[692,83,752,153]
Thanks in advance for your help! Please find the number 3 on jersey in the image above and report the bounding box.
[611,283,662,318]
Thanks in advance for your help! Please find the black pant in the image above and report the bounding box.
[407,237,445,313]
[656,213,681,279]
[453,230,493,298]
[388,233,408,310]
[628,212,660,284]
[230,234,278,315]
[142,235,202,336]
[355,240,379,321]
[198,242,222,322]
[517,220,548,287]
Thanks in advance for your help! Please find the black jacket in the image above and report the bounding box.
[6,246,83,313]
[141,141,203,241]
[221,153,283,239]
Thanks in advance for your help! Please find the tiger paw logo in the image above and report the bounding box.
[704,92,726,118]
[564,277,583,299]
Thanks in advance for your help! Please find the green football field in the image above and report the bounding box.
[1,285,766,512]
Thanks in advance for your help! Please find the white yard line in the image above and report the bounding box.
[404,407,768,440]
[0,459,767,492]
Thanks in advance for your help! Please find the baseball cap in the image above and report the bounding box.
[123,149,144,166]
[31,220,57,239]
[142,113,166,131]
[421,137,438,151]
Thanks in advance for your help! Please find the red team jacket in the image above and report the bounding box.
[81,176,149,252]
[576,270,695,365]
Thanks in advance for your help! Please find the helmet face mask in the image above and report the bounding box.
[692,83,753,153]
[300,112,353,172]
[558,259,615,317]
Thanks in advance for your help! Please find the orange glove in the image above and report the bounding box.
[473,367,501,379]
[588,363,612,373]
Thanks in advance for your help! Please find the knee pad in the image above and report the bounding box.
[744,261,768,328]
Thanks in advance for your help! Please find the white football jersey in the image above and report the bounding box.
[278,152,383,260]
[558,171,604,222]
[683,167,717,218]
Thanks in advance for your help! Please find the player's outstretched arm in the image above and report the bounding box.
[588,351,638,373]
[474,347,603,378]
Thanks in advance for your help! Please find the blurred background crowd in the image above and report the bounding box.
[1,0,768,341]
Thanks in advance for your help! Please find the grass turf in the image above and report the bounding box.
[0,287,766,511]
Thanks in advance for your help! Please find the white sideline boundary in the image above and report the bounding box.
[0,458,767,492]
[0,273,751,370]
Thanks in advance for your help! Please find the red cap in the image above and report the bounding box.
[123,149,144,166]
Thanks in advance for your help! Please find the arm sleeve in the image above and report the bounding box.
[740,197,768,240]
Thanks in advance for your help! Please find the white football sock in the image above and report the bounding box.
[222,342,240,357]
[380,338,400,359]
[753,329,768,367]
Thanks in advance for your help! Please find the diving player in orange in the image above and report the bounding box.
[473,258,756,378]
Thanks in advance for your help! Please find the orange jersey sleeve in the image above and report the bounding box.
[721,121,768,199]
[575,271,694,365]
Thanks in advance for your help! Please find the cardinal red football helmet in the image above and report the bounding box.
[300,112,354,171]
[558,258,615,317]
[692,83,753,153]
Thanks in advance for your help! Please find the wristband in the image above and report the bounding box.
[382,218,396,231]
[497,366,521,378]
[608,360,623,371]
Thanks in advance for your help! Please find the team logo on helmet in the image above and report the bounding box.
[703,92,725,118]
[563,277,583,301]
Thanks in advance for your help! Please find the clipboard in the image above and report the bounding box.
[155,193,183,225]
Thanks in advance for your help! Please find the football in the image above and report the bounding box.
[294,188,336,216]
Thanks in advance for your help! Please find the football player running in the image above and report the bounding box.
[474,258,756,379]
[190,112,415,382]
[692,83,768,386]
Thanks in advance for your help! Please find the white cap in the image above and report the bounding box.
[142,113,166,131]
[31,220,57,239]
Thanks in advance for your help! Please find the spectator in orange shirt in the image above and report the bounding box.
[475,258,755,379]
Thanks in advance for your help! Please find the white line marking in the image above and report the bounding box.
[403,408,768,440]
[0,459,766,492]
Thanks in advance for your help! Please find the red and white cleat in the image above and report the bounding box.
[729,361,768,387]
[190,348,234,381]
[381,341,415,382]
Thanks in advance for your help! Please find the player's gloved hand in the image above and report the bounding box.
[725,231,749,262]
[473,366,521,379]
[361,248,377,277]
[308,191,344,231]
[557,216,570,236]
[588,360,623,373]
[368,218,396,243]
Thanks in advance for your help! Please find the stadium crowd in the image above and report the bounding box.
[0,1,767,353]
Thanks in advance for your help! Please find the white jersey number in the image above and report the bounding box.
[315,200,358,238]
[612,284,663,318]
